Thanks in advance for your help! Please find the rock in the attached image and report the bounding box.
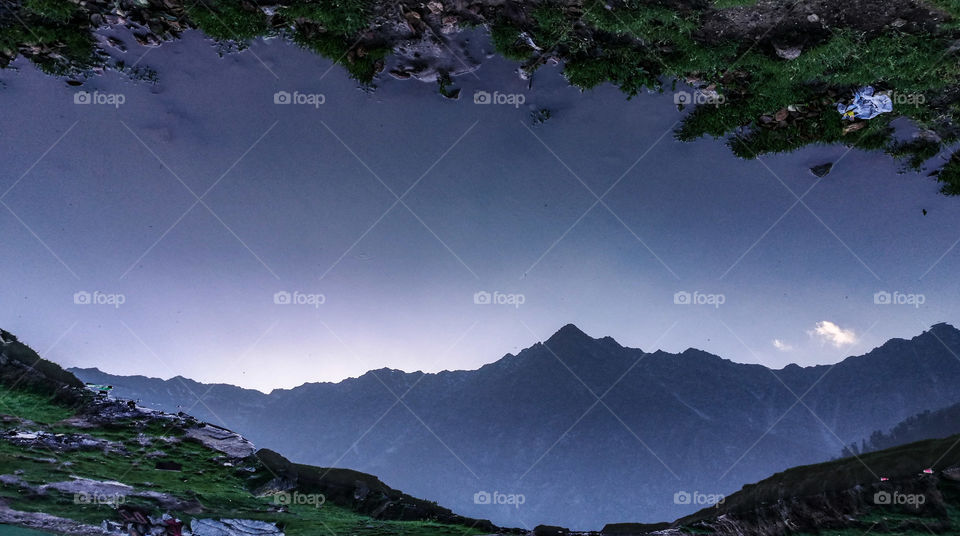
[891,18,907,28]
[133,32,161,47]
[403,11,424,34]
[40,476,134,497]
[534,525,569,536]
[0,474,27,487]
[0,502,107,536]
[809,162,833,177]
[190,518,284,536]
[842,122,866,134]
[7,429,126,453]
[774,44,802,60]
[185,424,255,458]
[916,129,941,143]
[389,32,480,82]
[107,36,127,52]
[440,15,458,34]
[426,1,443,14]
[943,466,960,481]
[807,14,819,23]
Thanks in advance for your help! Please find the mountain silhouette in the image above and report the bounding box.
[72,322,960,529]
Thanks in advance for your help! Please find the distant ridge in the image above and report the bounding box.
[72,323,960,529]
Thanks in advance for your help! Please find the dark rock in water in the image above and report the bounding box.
[531,108,552,126]
[810,162,834,177]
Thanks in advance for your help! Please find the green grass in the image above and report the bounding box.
[489,0,960,177]
[936,152,960,195]
[23,0,76,22]
[0,387,75,424]
[712,0,757,7]
[490,22,534,62]
[680,434,960,526]
[530,5,576,51]
[186,0,270,41]
[584,0,700,44]
[280,0,371,36]
[291,28,387,84]
[0,383,485,536]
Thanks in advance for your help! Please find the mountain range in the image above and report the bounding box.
[4,325,960,536]
[71,322,960,529]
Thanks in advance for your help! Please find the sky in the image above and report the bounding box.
[1,30,959,392]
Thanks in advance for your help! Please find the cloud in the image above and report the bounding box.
[772,339,793,352]
[809,321,858,348]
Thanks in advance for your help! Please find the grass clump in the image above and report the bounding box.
[490,22,533,61]
[935,152,960,195]
[0,387,75,424]
[23,0,76,23]
[186,0,270,41]
[291,28,386,83]
[281,0,371,36]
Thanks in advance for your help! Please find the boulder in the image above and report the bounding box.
[809,162,833,177]
[774,44,802,60]
[190,518,284,536]
[185,424,255,458]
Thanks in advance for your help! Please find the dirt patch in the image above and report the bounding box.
[699,0,951,53]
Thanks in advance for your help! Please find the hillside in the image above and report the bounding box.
[0,331,496,535]
[72,323,960,528]
[664,433,960,536]
[843,401,960,456]
[3,328,960,536]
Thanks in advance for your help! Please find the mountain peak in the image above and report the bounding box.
[545,323,593,345]
[928,322,958,336]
